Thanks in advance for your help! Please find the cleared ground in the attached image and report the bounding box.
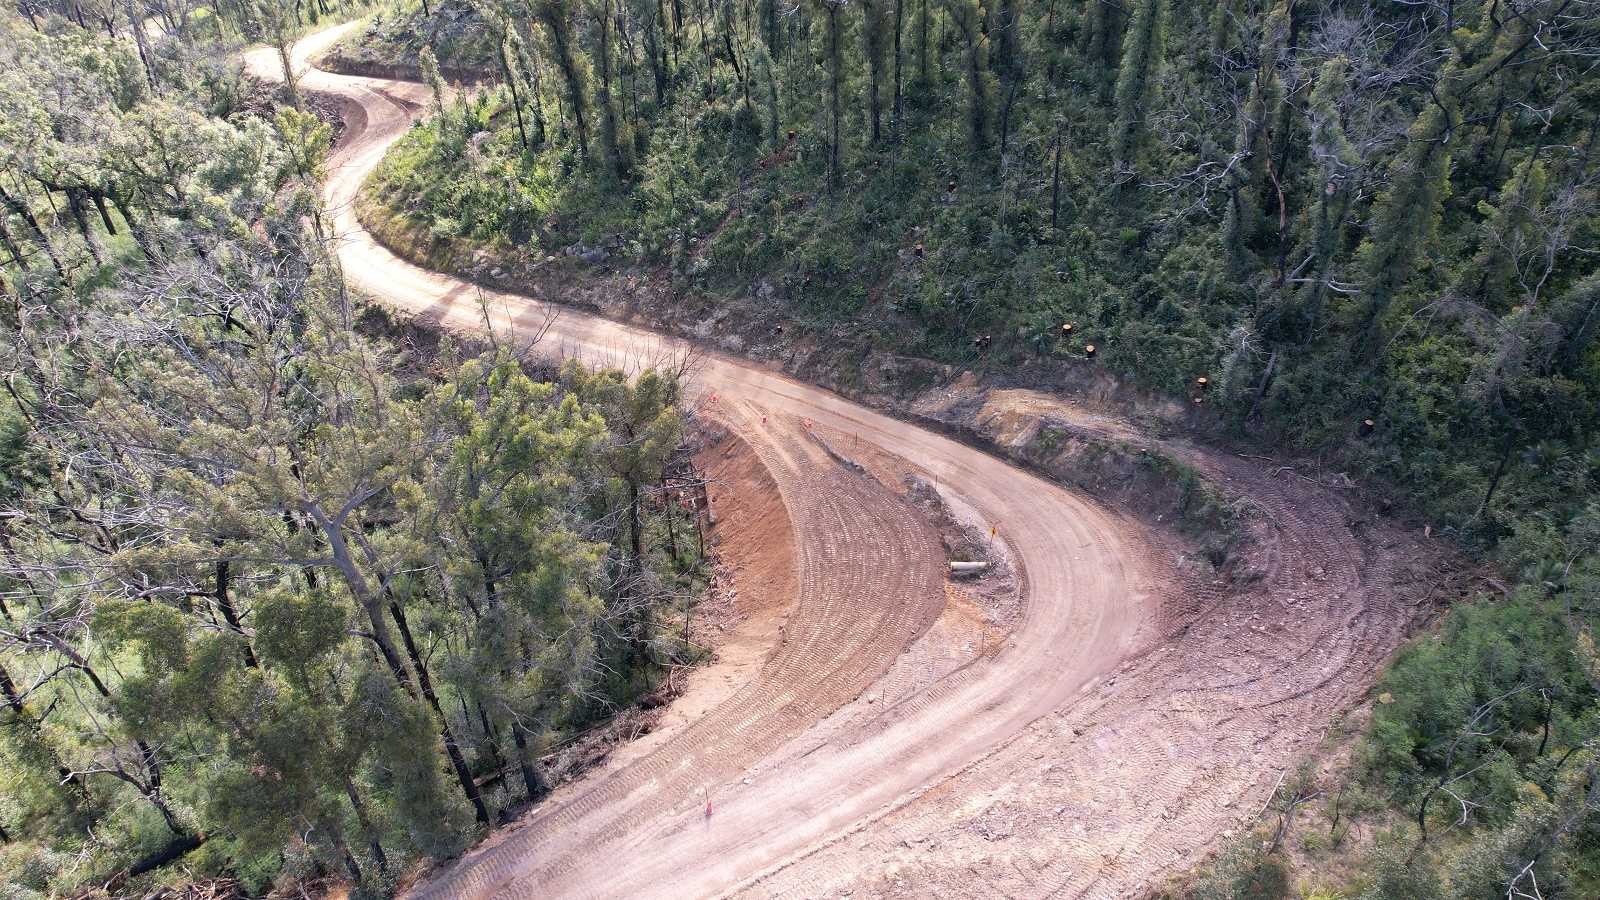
[245,26,1439,897]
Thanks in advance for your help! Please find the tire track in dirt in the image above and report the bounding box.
[741,449,1435,899]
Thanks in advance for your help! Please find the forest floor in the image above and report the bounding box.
[250,24,1471,898]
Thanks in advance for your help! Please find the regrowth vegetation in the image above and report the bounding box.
[0,7,705,896]
[3,0,1600,895]
[365,0,1600,553]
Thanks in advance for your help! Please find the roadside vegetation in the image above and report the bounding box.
[0,6,706,896]
[350,0,1600,895]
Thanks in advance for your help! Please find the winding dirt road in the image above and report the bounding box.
[246,24,1435,899]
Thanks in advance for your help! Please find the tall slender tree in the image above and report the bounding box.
[861,0,890,145]
[532,0,595,160]
[1108,0,1164,176]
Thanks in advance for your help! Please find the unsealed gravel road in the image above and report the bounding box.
[247,25,1430,899]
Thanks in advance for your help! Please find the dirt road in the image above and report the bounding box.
[245,26,1432,898]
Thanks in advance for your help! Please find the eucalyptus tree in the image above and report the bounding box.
[532,0,596,161]
[416,355,610,798]
[1108,0,1164,177]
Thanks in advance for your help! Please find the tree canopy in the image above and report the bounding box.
[0,5,705,894]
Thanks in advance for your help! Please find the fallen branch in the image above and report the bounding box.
[1257,769,1288,819]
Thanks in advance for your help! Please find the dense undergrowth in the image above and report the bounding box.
[349,0,1600,895]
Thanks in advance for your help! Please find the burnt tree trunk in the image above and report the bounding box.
[387,598,491,825]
